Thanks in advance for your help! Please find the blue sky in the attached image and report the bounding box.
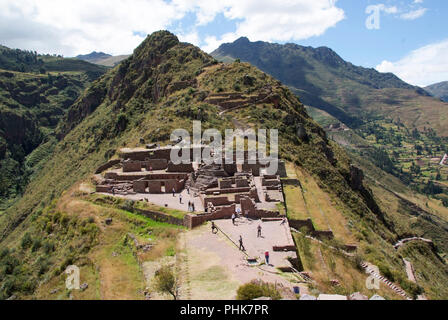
[0,0,446,86]
[296,0,447,68]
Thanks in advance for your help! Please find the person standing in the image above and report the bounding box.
[172,188,176,197]
[179,194,183,204]
[239,236,245,251]
[232,213,236,225]
[192,202,195,212]
[211,222,218,234]
[257,225,262,238]
[265,251,270,266]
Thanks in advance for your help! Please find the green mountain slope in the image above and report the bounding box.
[212,38,448,194]
[211,38,448,137]
[0,31,447,300]
[425,81,448,102]
[0,46,108,209]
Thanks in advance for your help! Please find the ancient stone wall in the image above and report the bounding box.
[134,208,184,226]
[184,204,236,228]
[104,172,119,180]
[123,161,142,173]
[277,161,287,178]
[223,163,237,175]
[204,196,233,207]
[262,177,281,187]
[114,172,188,181]
[143,159,168,170]
[235,179,250,188]
[96,185,112,193]
[165,179,185,193]
[133,180,148,193]
[205,187,251,195]
[289,219,334,240]
[167,162,194,173]
[95,159,121,174]
[147,180,163,193]
[242,164,260,176]
[219,179,233,189]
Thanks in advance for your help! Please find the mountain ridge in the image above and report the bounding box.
[76,51,130,67]
[211,37,447,136]
[425,81,448,102]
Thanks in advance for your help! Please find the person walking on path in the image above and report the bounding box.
[265,251,270,266]
[188,201,192,212]
[239,236,245,251]
[172,188,176,197]
[192,202,195,212]
[232,213,236,226]
[211,222,218,234]
[187,187,190,195]
[179,194,183,204]
[257,225,262,238]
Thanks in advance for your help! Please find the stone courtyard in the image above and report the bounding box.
[93,144,305,289]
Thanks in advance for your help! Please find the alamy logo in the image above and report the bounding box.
[366,265,381,290]
[65,265,80,290]
[170,121,279,175]
[365,5,381,30]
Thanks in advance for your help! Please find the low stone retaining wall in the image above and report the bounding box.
[289,219,334,240]
[134,208,184,226]
[95,159,121,174]
[205,187,251,195]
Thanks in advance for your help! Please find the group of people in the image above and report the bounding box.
[237,234,270,265]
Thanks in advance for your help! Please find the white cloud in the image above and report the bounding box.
[0,0,345,56]
[376,39,448,87]
[400,8,427,20]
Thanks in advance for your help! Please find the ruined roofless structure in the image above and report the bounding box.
[94,144,288,227]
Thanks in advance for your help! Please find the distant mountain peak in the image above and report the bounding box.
[76,51,111,60]
[234,36,250,44]
[425,81,448,102]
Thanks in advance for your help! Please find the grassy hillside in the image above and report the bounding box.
[0,31,447,300]
[0,46,108,209]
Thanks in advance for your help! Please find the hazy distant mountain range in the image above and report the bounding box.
[75,51,129,67]
[425,81,448,102]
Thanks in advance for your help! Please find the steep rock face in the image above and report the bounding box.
[0,110,42,155]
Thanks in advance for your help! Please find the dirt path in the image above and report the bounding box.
[180,222,305,299]
[403,259,417,283]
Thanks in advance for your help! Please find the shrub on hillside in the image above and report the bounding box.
[236,281,281,300]
[20,233,33,250]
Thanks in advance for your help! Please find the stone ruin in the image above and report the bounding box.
[94,145,288,228]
